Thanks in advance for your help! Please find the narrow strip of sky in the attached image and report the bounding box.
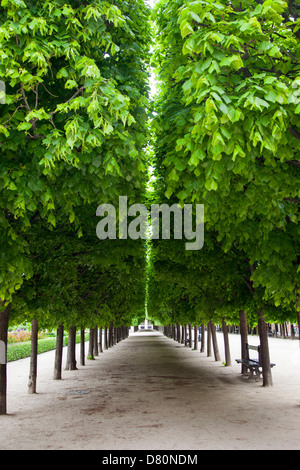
[147,0,158,97]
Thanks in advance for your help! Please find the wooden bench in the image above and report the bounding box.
[236,343,276,379]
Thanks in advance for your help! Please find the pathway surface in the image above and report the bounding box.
[0,331,300,450]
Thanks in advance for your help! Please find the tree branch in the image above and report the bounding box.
[20,83,31,112]
[49,85,85,118]
[287,160,300,169]
[289,127,300,141]
[242,277,254,297]
[35,82,39,110]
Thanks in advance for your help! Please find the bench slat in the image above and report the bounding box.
[236,359,276,367]
[236,342,276,377]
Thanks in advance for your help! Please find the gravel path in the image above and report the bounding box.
[0,330,299,450]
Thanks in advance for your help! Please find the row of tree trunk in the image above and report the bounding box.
[53,323,129,380]
[0,309,286,414]
[164,320,231,366]
[226,321,298,339]
[164,312,273,387]
[0,314,129,415]
[1,319,129,413]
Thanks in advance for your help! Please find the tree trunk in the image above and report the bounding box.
[28,318,38,394]
[104,326,108,349]
[296,297,300,345]
[65,326,77,370]
[109,322,113,347]
[99,327,103,353]
[222,318,231,366]
[88,328,94,359]
[200,323,205,353]
[239,310,248,375]
[0,303,10,415]
[121,326,125,341]
[211,322,221,361]
[258,311,273,387]
[177,323,181,343]
[80,328,85,366]
[194,325,198,350]
[291,323,295,340]
[207,322,212,357]
[188,324,192,348]
[94,326,99,355]
[54,324,64,380]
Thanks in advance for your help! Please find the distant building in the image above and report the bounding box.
[139,319,153,330]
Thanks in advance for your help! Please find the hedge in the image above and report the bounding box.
[7,333,89,363]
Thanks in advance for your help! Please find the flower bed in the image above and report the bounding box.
[8,330,47,343]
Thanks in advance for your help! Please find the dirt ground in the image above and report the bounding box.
[0,330,299,450]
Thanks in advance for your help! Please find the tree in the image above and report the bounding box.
[0,0,151,413]
[150,0,299,386]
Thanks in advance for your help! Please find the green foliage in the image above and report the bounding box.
[0,0,151,309]
[0,1,152,337]
[0,0,299,339]
[148,0,300,328]
[7,342,32,362]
